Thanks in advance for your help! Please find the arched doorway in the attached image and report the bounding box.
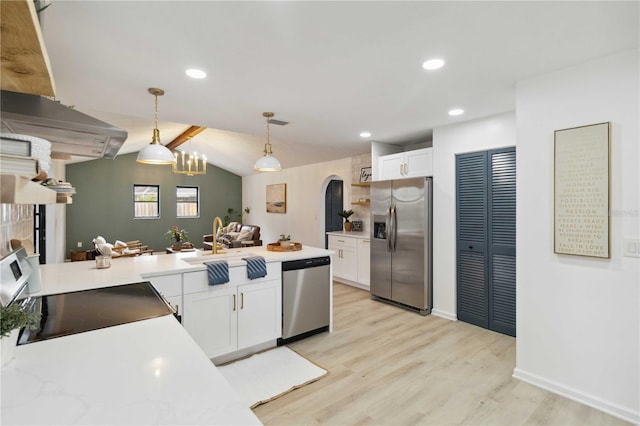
[324,179,344,248]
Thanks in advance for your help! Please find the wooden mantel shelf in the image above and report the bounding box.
[1,0,56,97]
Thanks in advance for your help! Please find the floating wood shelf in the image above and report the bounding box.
[351,201,370,206]
[1,174,56,204]
[351,182,371,187]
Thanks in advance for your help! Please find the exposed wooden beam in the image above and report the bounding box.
[165,126,207,151]
[1,0,56,96]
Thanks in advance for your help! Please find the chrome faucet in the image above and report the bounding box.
[212,216,225,255]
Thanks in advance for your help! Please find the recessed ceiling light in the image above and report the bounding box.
[360,132,372,138]
[422,58,445,71]
[448,108,464,116]
[185,68,207,79]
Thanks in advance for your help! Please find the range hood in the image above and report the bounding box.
[0,90,127,159]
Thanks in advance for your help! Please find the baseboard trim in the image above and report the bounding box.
[431,309,457,321]
[334,278,370,291]
[512,367,639,424]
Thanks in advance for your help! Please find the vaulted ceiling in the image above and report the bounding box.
[39,1,639,176]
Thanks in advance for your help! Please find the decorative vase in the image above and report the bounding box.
[344,222,352,232]
[1,329,20,367]
[172,240,183,251]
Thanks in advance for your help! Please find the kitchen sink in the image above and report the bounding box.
[181,251,259,265]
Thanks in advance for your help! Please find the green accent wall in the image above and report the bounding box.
[65,152,241,257]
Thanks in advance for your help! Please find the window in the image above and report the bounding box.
[134,185,160,218]
[177,186,199,218]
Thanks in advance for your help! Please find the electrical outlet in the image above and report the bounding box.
[623,238,640,258]
[77,241,82,248]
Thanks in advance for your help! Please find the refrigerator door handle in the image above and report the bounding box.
[385,205,392,252]
[390,204,397,252]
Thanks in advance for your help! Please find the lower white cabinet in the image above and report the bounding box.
[328,235,358,282]
[357,238,370,286]
[328,234,370,290]
[181,268,281,360]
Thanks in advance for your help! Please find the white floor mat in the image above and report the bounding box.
[218,346,328,409]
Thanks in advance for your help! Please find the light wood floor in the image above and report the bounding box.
[254,282,629,425]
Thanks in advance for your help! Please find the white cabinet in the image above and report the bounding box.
[148,274,182,318]
[328,234,370,290]
[357,238,370,287]
[378,148,432,180]
[184,286,237,358]
[328,235,358,283]
[182,265,281,360]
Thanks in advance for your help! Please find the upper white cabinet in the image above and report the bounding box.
[378,148,433,180]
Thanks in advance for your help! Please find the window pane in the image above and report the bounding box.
[177,186,199,218]
[134,185,160,218]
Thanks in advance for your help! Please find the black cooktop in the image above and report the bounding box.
[18,282,175,345]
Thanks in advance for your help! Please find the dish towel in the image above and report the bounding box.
[206,260,229,285]
[243,256,267,280]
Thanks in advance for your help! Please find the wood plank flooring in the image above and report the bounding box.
[254,282,629,425]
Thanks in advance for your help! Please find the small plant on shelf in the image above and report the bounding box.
[338,209,355,231]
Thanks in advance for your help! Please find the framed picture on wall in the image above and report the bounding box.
[360,167,372,183]
[266,183,286,213]
[554,122,610,258]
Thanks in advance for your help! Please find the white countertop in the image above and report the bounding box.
[1,315,260,425]
[30,245,333,297]
[326,231,370,240]
[2,245,333,425]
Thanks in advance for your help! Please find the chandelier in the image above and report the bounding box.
[172,137,206,175]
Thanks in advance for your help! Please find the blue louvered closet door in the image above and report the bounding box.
[456,147,516,337]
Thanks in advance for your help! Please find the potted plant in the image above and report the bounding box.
[279,234,291,247]
[338,209,355,231]
[165,226,189,251]
[1,302,41,366]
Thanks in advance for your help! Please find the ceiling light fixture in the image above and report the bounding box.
[360,131,372,138]
[254,112,282,172]
[422,58,445,70]
[185,68,207,79]
[448,108,464,116]
[173,137,206,176]
[136,88,176,165]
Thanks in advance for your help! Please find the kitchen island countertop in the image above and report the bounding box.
[2,245,332,425]
[31,245,333,296]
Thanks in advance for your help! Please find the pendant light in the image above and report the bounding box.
[136,88,176,165]
[254,112,282,172]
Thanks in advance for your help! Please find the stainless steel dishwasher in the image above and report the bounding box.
[278,256,331,344]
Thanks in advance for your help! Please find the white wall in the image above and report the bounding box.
[242,157,352,248]
[431,112,517,320]
[514,49,639,423]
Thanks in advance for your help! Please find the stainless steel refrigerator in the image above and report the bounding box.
[370,177,432,314]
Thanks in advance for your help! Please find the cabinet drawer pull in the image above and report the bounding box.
[233,294,236,311]
[403,163,408,175]
[337,239,345,243]
[240,293,244,309]
[363,239,370,243]
[400,164,404,175]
